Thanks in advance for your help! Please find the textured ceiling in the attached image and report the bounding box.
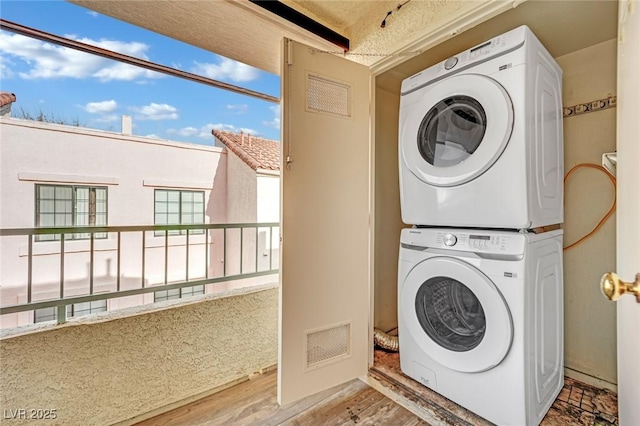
[70,1,617,78]
[70,0,481,74]
[377,0,619,92]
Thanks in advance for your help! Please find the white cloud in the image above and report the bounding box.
[130,103,179,121]
[263,104,281,129]
[0,55,15,79]
[0,32,163,82]
[227,104,248,115]
[93,114,120,123]
[167,126,200,137]
[145,134,162,139]
[87,11,99,17]
[166,123,258,141]
[191,57,260,83]
[84,100,117,114]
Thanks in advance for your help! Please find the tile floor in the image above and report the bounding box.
[370,349,618,426]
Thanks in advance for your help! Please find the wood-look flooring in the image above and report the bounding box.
[136,351,619,426]
[135,370,427,425]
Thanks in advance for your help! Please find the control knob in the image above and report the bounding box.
[444,56,458,70]
[444,233,457,247]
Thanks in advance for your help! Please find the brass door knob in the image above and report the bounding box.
[600,272,640,302]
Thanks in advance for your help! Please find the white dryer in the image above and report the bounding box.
[398,227,563,426]
[399,25,563,229]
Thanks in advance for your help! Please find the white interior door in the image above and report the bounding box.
[616,1,640,425]
[278,38,372,405]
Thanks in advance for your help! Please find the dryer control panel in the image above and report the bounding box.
[401,25,530,95]
[401,228,526,255]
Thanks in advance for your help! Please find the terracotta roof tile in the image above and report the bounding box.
[212,129,280,172]
[0,92,16,108]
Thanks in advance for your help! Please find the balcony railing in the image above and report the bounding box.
[0,222,279,325]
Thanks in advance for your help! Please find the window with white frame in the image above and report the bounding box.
[154,285,205,302]
[35,184,107,241]
[154,189,205,236]
[34,300,107,323]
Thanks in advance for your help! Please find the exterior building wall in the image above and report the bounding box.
[225,151,258,223]
[257,173,280,223]
[0,284,278,426]
[0,118,231,328]
[219,148,281,290]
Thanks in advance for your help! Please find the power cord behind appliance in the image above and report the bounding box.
[563,163,617,251]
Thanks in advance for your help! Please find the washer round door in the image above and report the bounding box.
[400,256,513,373]
[400,74,514,187]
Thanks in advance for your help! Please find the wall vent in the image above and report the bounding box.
[306,73,351,118]
[304,322,351,370]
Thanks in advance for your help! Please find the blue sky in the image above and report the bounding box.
[0,0,281,145]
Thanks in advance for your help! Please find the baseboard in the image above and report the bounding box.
[564,367,617,393]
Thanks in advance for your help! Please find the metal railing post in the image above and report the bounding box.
[141,231,146,288]
[205,228,209,279]
[56,305,67,325]
[27,235,33,303]
[255,226,259,273]
[223,228,227,277]
[90,232,95,294]
[59,234,65,299]
[240,227,244,275]
[117,231,121,291]
[186,229,190,282]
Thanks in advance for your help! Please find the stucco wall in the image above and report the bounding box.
[556,39,617,385]
[0,285,278,425]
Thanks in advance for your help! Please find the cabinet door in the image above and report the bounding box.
[278,38,372,405]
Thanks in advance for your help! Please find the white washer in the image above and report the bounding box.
[398,227,563,426]
[399,25,563,229]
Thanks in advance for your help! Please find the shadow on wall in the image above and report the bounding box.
[206,153,227,281]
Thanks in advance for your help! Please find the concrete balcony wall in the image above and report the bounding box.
[0,284,278,425]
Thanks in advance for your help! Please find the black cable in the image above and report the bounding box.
[380,0,411,28]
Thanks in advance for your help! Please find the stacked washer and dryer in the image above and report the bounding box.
[397,26,565,425]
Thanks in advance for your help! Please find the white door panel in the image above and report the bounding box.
[616,1,640,424]
[278,38,372,405]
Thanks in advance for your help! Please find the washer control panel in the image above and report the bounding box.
[402,228,526,255]
[401,25,528,95]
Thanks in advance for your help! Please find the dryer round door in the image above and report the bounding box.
[400,74,514,187]
[400,256,513,373]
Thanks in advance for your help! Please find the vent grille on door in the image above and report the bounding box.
[306,73,351,117]
[305,322,351,370]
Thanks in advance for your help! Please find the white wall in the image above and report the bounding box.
[0,118,229,328]
[556,39,618,385]
[257,173,280,223]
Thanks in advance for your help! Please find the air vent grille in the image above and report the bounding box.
[305,322,351,369]
[306,74,351,117]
